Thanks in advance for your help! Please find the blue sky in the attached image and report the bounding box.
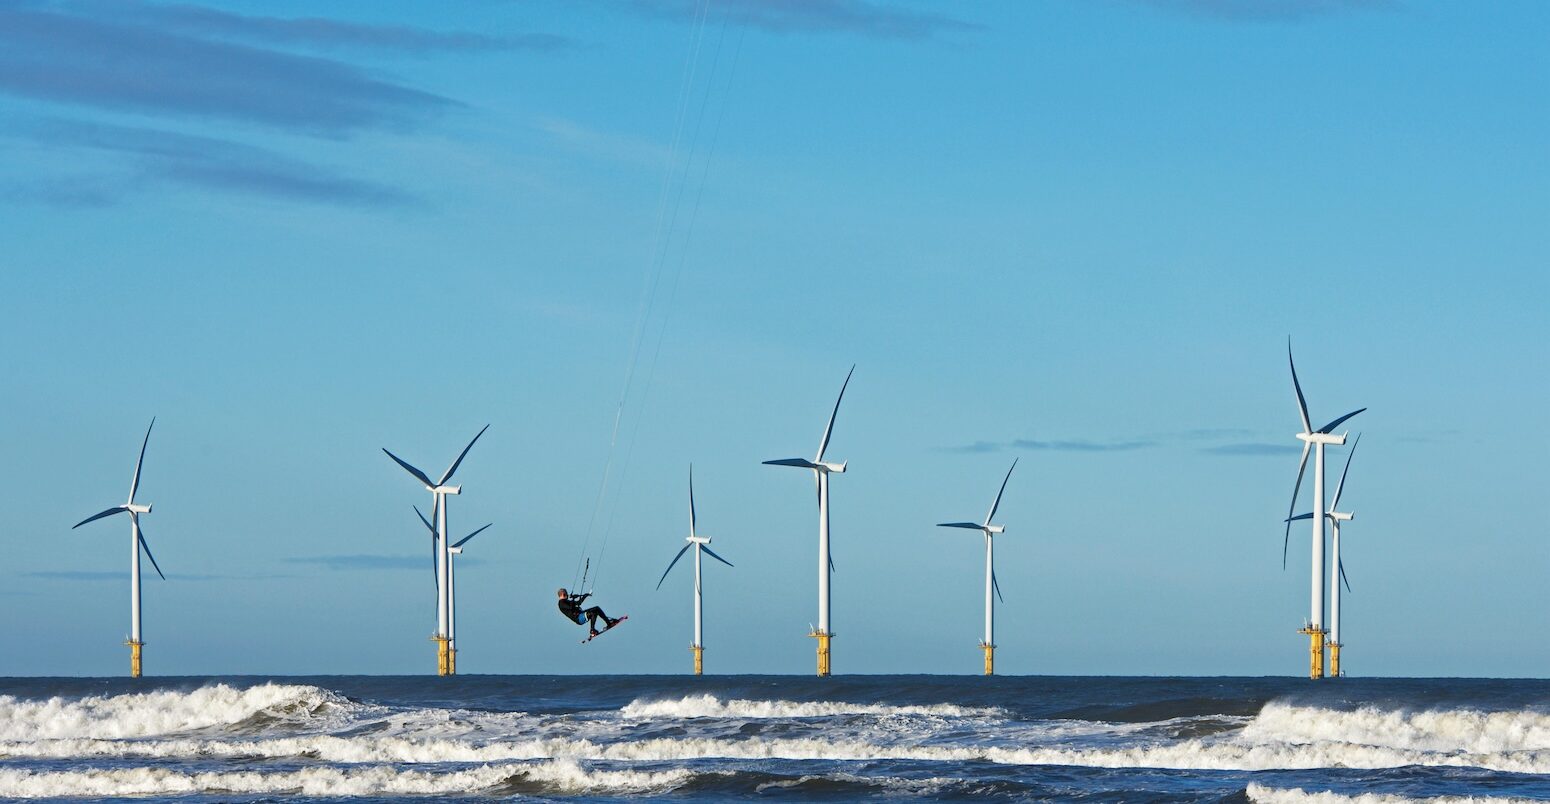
[0,0,1545,678]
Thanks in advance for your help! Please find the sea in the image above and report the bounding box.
[0,675,1546,802]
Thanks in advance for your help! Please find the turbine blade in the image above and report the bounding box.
[815,364,854,462]
[655,543,692,590]
[688,464,697,540]
[1339,560,1352,593]
[937,522,985,530]
[453,523,491,549]
[984,458,1018,525]
[1318,408,1366,435]
[136,525,166,581]
[702,545,734,568]
[763,458,819,469]
[414,505,436,536]
[73,506,127,529]
[128,417,155,504]
[1330,434,1361,511]
[1285,513,1314,522]
[383,448,434,488]
[993,571,1004,603]
[1289,339,1312,434]
[438,424,490,485]
[829,553,836,573]
[1283,440,1310,569]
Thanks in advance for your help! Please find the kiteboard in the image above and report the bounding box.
[581,615,628,644]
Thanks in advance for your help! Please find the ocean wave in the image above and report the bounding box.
[618,693,1002,720]
[1246,783,1543,804]
[0,684,346,741]
[7,732,1548,775]
[0,760,691,799]
[1243,702,1550,754]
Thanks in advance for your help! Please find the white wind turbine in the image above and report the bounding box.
[417,504,491,666]
[384,424,489,675]
[764,365,852,677]
[655,465,734,675]
[937,458,1018,676]
[1285,342,1364,679]
[72,418,166,677]
[1288,434,1359,677]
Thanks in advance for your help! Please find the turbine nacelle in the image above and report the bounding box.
[433,485,461,496]
[1329,511,1354,522]
[448,546,464,556]
[819,460,846,474]
[688,535,711,545]
[985,524,1005,535]
[125,503,152,514]
[1296,431,1348,446]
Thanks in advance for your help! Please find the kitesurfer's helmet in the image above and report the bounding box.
[557,588,567,598]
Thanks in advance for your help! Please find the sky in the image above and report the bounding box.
[0,0,1545,678]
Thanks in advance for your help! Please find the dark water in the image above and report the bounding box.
[1,675,1547,801]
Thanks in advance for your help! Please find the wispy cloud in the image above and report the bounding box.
[0,6,454,134]
[619,0,979,39]
[1132,0,1396,22]
[284,555,478,571]
[6,119,415,207]
[1199,442,1300,456]
[1013,438,1156,452]
[89,2,574,53]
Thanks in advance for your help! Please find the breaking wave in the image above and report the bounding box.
[0,760,691,799]
[1243,701,1550,754]
[1246,784,1543,804]
[618,693,1001,720]
[0,684,345,741]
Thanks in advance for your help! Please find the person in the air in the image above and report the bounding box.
[556,588,619,637]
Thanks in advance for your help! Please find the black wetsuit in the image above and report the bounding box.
[557,593,614,633]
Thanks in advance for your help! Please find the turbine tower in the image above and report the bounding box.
[1289,434,1359,677]
[937,459,1018,675]
[384,424,488,675]
[72,418,167,677]
[416,505,490,671]
[1285,343,1364,679]
[656,465,734,675]
[764,365,852,676]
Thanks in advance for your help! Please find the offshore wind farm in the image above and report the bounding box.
[2,1,1546,802]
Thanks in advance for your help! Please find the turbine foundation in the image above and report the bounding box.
[126,640,143,678]
[691,645,703,675]
[810,630,831,677]
[1329,642,1342,677]
[433,635,451,676]
[980,642,995,676]
[1298,626,1326,679]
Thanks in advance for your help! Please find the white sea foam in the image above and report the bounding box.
[619,693,1001,720]
[0,684,344,741]
[0,760,692,799]
[1243,702,1550,754]
[1247,783,1542,804]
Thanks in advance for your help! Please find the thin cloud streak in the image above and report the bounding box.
[9,119,416,207]
[619,0,979,39]
[284,555,480,571]
[93,2,575,53]
[0,7,454,134]
[1200,442,1301,456]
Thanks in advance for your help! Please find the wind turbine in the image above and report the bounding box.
[384,424,488,675]
[1288,434,1359,678]
[937,459,1018,675]
[764,365,852,676]
[416,505,491,667]
[656,465,734,675]
[72,419,166,677]
[1285,342,1364,679]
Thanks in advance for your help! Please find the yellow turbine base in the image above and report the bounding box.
[981,643,995,676]
[126,640,143,678]
[449,647,458,675]
[1298,626,1326,679]
[433,636,451,676]
[1329,642,1342,678]
[692,645,703,676]
[810,631,831,677]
